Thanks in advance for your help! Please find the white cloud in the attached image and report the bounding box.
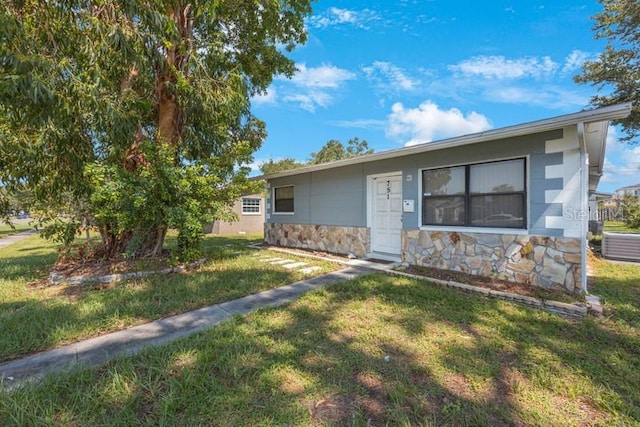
[449,55,558,79]
[307,7,379,29]
[330,118,386,129]
[362,61,419,91]
[290,63,355,89]
[281,63,355,112]
[427,52,592,110]
[283,91,332,113]
[386,101,492,146]
[562,49,590,74]
[251,87,277,106]
[486,85,588,109]
[600,127,640,190]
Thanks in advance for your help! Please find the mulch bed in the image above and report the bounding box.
[403,265,579,303]
[51,257,173,278]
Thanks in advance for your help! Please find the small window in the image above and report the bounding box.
[274,186,294,213]
[422,158,526,228]
[241,198,261,215]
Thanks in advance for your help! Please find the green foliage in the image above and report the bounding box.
[258,137,374,179]
[345,136,374,157]
[85,142,261,260]
[618,194,640,228]
[0,186,31,223]
[259,158,306,175]
[575,0,640,143]
[0,0,312,259]
[310,137,374,164]
[0,189,10,224]
[38,217,82,247]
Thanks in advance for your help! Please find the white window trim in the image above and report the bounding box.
[272,185,295,215]
[418,155,530,232]
[241,198,262,216]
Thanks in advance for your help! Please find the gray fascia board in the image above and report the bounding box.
[254,102,632,181]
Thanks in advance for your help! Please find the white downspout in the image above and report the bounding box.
[577,122,589,294]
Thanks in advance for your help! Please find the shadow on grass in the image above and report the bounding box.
[0,252,58,282]
[2,244,638,424]
[0,234,281,361]
[1,274,509,425]
[201,234,263,250]
[0,225,33,239]
[0,262,299,362]
[6,271,639,425]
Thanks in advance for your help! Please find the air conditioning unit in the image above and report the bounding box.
[602,232,640,261]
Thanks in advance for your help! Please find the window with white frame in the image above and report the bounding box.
[273,185,294,213]
[241,198,261,215]
[422,158,526,228]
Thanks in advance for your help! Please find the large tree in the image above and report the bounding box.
[575,0,640,143]
[0,0,312,259]
[259,158,305,175]
[309,137,373,164]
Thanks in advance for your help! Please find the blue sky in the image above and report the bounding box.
[250,0,640,193]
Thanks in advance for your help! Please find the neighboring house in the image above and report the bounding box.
[206,194,265,235]
[614,183,640,200]
[258,103,632,293]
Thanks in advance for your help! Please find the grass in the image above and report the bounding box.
[603,221,640,233]
[0,233,338,361]
[1,254,639,425]
[590,221,639,253]
[0,221,33,238]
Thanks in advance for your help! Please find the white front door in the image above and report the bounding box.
[370,173,402,255]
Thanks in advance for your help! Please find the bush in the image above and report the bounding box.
[618,194,640,229]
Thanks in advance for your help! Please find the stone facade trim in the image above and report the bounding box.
[264,223,370,258]
[402,230,582,292]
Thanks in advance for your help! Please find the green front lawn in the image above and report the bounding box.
[0,221,33,238]
[1,255,639,425]
[0,233,338,362]
[603,221,640,233]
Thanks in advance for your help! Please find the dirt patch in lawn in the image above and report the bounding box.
[306,394,355,425]
[51,257,174,278]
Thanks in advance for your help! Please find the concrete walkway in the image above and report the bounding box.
[0,264,380,391]
[0,229,38,249]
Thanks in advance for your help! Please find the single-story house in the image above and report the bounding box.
[204,194,265,235]
[257,103,632,293]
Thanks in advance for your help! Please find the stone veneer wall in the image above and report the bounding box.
[403,230,582,293]
[264,223,370,258]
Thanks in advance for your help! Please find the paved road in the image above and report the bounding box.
[0,262,390,390]
[0,229,38,249]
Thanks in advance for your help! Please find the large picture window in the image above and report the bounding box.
[422,158,526,228]
[273,186,294,213]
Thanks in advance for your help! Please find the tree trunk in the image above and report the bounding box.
[157,3,191,147]
[95,4,192,260]
[97,224,168,259]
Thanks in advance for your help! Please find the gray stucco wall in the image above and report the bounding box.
[209,195,265,235]
[266,129,565,235]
